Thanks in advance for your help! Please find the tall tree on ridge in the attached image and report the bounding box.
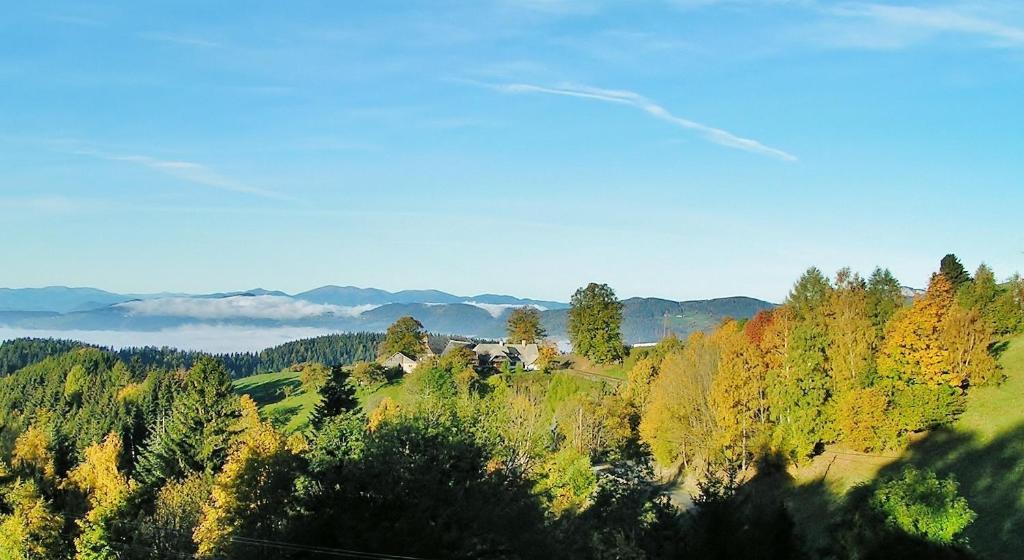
[940,254,971,289]
[506,306,546,344]
[787,267,832,322]
[567,283,625,364]
[378,316,427,359]
[866,267,904,333]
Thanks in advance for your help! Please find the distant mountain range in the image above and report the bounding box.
[0,285,775,344]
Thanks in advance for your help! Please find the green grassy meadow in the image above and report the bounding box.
[232,369,320,433]
[233,362,616,434]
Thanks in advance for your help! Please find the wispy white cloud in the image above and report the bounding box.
[823,1,1024,49]
[490,82,797,161]
[462,301,546,318]
[139,32,221,48]
[71,149,294,201]
[117,295,376,320]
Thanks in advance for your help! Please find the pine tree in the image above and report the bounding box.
[866,267,904,333]
[137,357,239,487]
[940,254,971,289]
[309,365,359,430]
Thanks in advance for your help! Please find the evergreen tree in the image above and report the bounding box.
[786,267,832,321]
[137,357,239,487]
[867,267,904,333]
[767,321,833,462]
[309,365,359,430]
[567,283,625,364]
[940,254,971,289]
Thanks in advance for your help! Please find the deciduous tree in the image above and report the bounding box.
[194,397,302,558]
[639,333,718,469]
[709,321,769,470]
[377,316,427,359]
[506,307,546,344]
[825,268,876,393]
[0,479,64,560]
[567,283,625,364]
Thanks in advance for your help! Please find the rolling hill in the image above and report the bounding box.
[0,285,776,344]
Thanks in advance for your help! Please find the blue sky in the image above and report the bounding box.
[1,0,1022,302]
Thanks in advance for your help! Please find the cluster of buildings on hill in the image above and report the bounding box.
[381,335,541,374]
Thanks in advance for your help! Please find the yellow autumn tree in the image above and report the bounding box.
[0,479,64,560]
[194,396,300,558]
[834,387,897,452]
[824,269,877,393]
[759,305,796,371]
[368,397,402,432]
[709,320,769,470]
[879,273,954,385]
[639,332,718,470]
[622,356,659,416]
[941,306,997,387]
[880,273,994,388]
[12,424,56,484]
[62,433,135,560]
[65,434,132,511]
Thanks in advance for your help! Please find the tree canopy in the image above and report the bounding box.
[377,316,427,359]
[567,283,625,364]
[506,306,546,344]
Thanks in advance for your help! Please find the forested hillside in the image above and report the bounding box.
[1,256,1021,559]
[0,332,384,378]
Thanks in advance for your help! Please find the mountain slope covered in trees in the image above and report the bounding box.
[0,257,1022,559]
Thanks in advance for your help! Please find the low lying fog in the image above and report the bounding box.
[0,325,340,353]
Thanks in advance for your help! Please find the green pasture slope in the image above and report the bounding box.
[787,334,1024,559]
[232,369,320,433]
[233,365,615,434]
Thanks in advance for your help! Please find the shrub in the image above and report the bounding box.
[870,467,976,544]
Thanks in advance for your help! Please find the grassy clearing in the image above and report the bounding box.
[785,334,1024,559]
[356,379,408,412]
[556,352,641,382]
[232,369,319,433]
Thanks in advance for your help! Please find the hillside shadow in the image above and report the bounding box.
[266,404,304,428]
[720,423,1024,559]
[989,339,1011,361]
[240,376,302,406]
[870,424,1024,560]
